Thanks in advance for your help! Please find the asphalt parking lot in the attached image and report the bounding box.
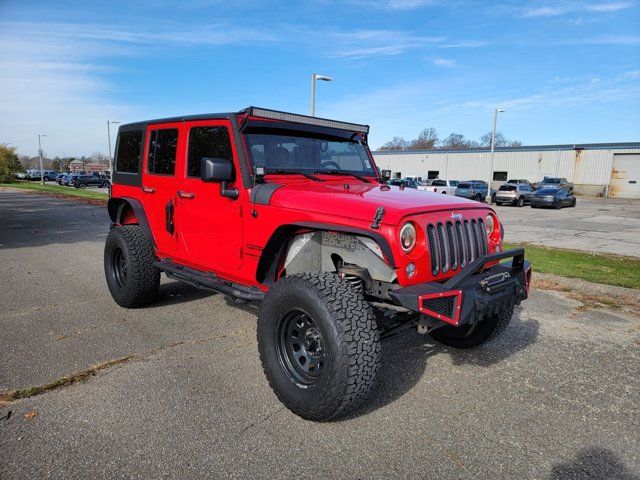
[496,196,640,258]
[1,189,639,479]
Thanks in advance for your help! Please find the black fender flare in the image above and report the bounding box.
[256,222,396,285]
[107,197,156,248]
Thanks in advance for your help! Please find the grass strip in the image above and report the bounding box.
[1,182,108,201]
[505,242,640,290]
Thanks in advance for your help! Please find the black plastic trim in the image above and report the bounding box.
[229,113,253,189]
[107,197,156,248]
[250,183,284,205]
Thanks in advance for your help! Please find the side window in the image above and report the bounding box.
[493,171,508,181]
[147,128,178,175]
[187,126,233,178]
[427,170,439,180]
[115,130,143,173]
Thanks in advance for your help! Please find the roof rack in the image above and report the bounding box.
[241,106,369,134]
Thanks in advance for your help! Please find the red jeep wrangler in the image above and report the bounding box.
[105,107,531,421]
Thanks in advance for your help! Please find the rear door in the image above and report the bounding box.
[140,123,184,258]
[175,121,243,272]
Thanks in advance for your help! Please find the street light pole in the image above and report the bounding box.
[38,134,48,185]
[488,108,505,201]
[310,73,333,116]
[107,121,120,175]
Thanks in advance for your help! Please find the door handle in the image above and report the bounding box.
[142,186,156,194]
[177,191,196,199]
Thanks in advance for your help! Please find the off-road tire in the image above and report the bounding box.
[429,305,514,349]
[257,272,381,421]
[104,225,160,308]
[516,197,524,207]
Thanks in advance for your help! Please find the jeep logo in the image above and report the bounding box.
[451,213,463,220]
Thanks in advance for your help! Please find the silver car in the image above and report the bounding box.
[494,184,534,207]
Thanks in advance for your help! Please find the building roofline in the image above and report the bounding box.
[373,142,640,154]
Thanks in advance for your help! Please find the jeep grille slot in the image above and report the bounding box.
[427,217,488,277]
[427,224,439,275]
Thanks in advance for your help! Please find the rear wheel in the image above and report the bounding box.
[495,202,502,206]
[258,272,380,421]
[430,306,514,348]
[104,225,160,308]
[516,197,524,207]
[474,194,482,202]
[555,200,562,209]
[571,198,577,207]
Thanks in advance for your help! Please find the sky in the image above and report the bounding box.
[0,0,639,157]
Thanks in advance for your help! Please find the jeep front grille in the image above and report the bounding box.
[427,218,487,276]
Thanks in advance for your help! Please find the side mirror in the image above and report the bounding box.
[201,157,234,183]
[200,157,238,200]
[380,169,391,181]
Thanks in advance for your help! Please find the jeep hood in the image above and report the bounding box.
[265,181,489,225]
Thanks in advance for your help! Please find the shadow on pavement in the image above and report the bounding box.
[549,447,639,480]
[346,309,540,419]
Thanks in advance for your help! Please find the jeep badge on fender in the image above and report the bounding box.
[104,107,531,421]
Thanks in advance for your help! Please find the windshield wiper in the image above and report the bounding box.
[313,169,370,183]
[266,169,323,182]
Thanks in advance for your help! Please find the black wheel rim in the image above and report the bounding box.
[111,247,127,288]
[275,309,325,385]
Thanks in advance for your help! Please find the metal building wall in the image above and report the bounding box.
[373,145,640,195]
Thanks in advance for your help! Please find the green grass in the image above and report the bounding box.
[505,242,640,290]
[1,182,108,201]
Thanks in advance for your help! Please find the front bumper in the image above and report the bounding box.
[389,249,531,326]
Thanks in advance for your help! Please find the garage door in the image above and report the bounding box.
[611,154,640,198]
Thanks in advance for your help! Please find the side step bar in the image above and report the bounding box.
[155,260,265,302]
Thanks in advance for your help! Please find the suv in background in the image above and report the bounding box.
[104,107,530,421]
[455,180,488,202]
[494,184,534,207]
[506,179,534,189]
[536,177,573,194]
[72,174,109,188]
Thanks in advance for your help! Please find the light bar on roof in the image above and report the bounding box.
[247,107,369,133]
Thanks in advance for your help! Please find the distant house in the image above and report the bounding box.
[69,159,84,172]
[68,160,108,173]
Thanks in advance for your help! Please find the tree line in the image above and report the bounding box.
[378,128,522,151]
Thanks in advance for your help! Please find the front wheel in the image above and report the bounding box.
[257,272,381,421]
[104,225,160,308]
[474,194,482,202]
[430,306,514,348]
[516,197,524,207]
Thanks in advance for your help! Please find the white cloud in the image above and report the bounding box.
[327,30,444,58]
[438,40,489,48]
[433,58,457,68]
[521,1,633,17]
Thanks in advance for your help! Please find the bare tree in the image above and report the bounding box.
[379,137,409,151]
[408,127,439,150]
[480,131,522,148]
[441,133,478,149]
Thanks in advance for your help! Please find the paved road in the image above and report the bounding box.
[1,189,639,479]
[496,197,640,257]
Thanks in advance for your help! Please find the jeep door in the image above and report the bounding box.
[140,123,184,258]
[176,121,243,271]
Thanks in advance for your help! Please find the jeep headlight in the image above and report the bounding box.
[400,222,417,252]
[485,214,495,236]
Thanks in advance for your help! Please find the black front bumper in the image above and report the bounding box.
[389,249,531,326]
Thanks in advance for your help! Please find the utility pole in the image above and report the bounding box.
[487,108,505,201]
[107,121,120,174]
[310,73,333,116]
[38,134,48,185]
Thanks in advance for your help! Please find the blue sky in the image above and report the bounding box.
[0,0,638,157]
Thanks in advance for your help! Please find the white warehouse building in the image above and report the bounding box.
[372,142,640,198]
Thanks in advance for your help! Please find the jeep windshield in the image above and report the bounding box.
[243,127,376,179]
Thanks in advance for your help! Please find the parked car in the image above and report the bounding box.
[72,174,110,188]
[387,178,418,188]
[104,106,530,422]
[494,184,535,207]
[55,173,66,184]
[62,173,83,186]
[419,179,459,194]
[536,177,573,194]
[455,181,488,201]
[506,179,535,189]
[530,188,576,209]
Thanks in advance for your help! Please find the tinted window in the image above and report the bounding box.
[431,180,446,186]
[115,131,143,173]
[148,129,178,175]
[450,181,459,186]
[537,188,559,195]
[458,183,470,189]
[187,126,233,177]
[493,171,508,181]
[499,185,516,191]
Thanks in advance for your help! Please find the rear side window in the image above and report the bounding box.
[499,185,516,191]
[431,180,446,186]
[115,131,143,173]
[147,129,178,175]
[187,126,233,178]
